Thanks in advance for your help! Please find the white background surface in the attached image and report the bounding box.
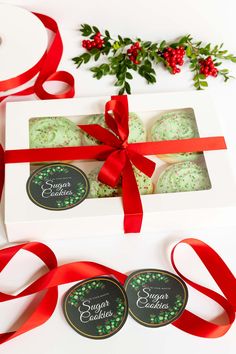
[0,0,236,353]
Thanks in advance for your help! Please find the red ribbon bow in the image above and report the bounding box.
[0,95,227,233]
[0,12,75,102]
[80,95,156,232]
[0,238,235,345]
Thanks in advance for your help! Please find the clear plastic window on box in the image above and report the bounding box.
[29,107,212,200]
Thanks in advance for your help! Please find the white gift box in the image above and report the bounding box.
[3,92,236,242]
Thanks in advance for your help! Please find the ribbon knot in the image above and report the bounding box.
[122,140,129,149]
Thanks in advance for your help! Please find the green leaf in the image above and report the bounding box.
[83,53,91,63]
[80,24,92,36]
[118,35,123,43]
[200,81,208,87]
[119,87,125,95]
[90,48,99,55]
[115,79,124,86]
[124,38,132,45]
[92,26,99,33]
[96,71,103,79]
[126,72,133,79]
[90,67,98,72]
[105,30,111,38]
[159,40,166,49]
[199,74,206,79]
[103,46,111,55]
[144,59,152,67]
[143,41,152,48]
[186,46,192,57]
[100,63,110,74]
[220,69,229,73]
[94,52,101,61]
[125,81,131,94]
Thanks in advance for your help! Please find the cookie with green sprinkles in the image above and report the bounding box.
[88,166,153,198]
[133,166,154,195]
[151,110,200,163]
[156,161,211,194]
[88,167,119,198]
[82,112,146,146]
[29,117,81,149]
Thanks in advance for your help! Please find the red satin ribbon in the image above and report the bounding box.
[0,238,235,344]
[0,12,75,102]
[0,95,227,233]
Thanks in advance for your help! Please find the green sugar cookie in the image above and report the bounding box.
[156,161,211,194]
[133,166,154,195]
[88,166,153,198]
[82,113,146,146]
[29,117,81,149]
[151,110,200,163]
[88,167,119,198]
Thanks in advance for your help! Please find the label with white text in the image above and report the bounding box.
[63,277,128,339]
[26,163,89,210]
[125,269,188,327]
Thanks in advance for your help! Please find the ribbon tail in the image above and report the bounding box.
[127,149,155,177]
[122,158,143,233]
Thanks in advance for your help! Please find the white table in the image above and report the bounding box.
[0,0,235,353]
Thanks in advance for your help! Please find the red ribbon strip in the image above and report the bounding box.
[0,95,227,233]
[0,12,75,102]
[0,238,235,344]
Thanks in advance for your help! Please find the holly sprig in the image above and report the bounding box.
[72,24,236,94]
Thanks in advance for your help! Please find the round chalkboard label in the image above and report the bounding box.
[125,269,188,327]
[63,277,128,339]
[26,163,89,210]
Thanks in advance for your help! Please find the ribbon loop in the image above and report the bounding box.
[171,238,236,337]
[105,96,129,142]
[0,12,75,102]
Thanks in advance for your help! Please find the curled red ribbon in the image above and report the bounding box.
[0,95,227,233]
[0,12,75,102]
[0,238,235,344]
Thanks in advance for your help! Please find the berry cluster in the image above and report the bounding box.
[199,56,218,77]
[82,32,104,50]
[127,42,141,65]
[163,46,185,74]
